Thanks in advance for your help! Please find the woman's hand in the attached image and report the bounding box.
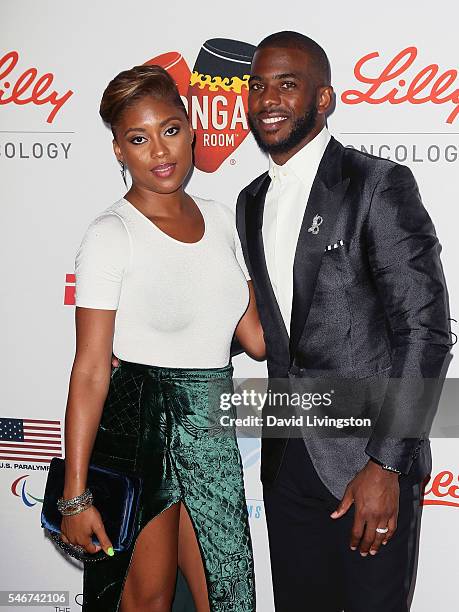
[235,281,266,360]
[60,505,114,556]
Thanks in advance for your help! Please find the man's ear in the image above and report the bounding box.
[317,86,334,116]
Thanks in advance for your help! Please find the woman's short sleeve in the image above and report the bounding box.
[213,199,251,281]
[75,213,130,309]
[234,226,251,281]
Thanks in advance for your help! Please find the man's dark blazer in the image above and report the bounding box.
[236,136,451,498]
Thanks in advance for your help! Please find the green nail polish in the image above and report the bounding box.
[107,547,114,556]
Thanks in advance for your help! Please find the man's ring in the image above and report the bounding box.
[375,527,389,534]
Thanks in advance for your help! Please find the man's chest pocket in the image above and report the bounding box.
[315,240,369,292]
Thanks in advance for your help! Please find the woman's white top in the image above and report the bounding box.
[75,196,250,368]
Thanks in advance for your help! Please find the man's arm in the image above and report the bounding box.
[331,163,451,557]
[364,163,450,471]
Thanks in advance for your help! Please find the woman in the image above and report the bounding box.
[59,65,264,612]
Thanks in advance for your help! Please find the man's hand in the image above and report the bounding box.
[111,354,119,369]
[331,460,400,556]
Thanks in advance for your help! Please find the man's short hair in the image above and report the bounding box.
[256,31,331,86]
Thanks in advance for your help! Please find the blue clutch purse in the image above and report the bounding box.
[41,457,142,562]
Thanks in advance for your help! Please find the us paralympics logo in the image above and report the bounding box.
[238,437,261,469]
[144,38,256,173]
[10,474,44,507]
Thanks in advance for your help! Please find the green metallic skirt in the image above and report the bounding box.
[82,359,255,612]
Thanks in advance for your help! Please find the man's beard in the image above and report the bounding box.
[248,105,318,155]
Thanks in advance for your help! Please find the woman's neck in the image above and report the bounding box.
[124,185,189,220]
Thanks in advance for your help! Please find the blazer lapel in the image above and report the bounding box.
[289,138,350,360]
[245,174,290,350]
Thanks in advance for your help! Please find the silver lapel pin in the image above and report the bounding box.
[308,214,323,235]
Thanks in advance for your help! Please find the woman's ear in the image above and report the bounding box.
[113,138,123,163]
[188,122,195,143]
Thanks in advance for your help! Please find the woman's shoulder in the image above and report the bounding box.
[192,194,235,227]
[79,199,131,252]
[84,199,130,234]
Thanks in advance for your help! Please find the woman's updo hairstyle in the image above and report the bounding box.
[99,64,188,137]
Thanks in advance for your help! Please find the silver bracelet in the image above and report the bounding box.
[381,464,402,475]
[59,501,93,517]
[57,488,93,515]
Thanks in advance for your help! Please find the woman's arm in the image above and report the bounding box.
[235,281,266,361]
[63,307,115,499]
[62,212,127,555]
[59,307,117,556]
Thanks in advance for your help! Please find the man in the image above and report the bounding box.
[236,31,451,611]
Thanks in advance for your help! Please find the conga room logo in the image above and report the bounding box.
[0,39,256,170]
[145,38,256,173]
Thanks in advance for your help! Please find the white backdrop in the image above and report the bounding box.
[1,1,458,610]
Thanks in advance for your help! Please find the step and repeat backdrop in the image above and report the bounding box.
[1,1,458,610]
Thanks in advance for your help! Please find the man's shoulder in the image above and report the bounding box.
[320,137,415,191]
[238,171,269,200]
[342,144,397,168]
[337,140,402,181]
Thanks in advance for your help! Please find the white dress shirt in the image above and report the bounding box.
[262,127,331,332]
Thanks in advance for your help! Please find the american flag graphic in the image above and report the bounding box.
[0,418,62,463]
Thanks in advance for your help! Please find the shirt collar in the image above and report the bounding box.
[268,127,331,188]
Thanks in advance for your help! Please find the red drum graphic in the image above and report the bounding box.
[187,39,256,172]
[144,51,191,97]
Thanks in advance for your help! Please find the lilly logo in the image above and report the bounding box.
[0,51,73,123]
[422,470,459,508]
[342,47,459,125]
[11,474,44,507]
[145,38,256,173]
